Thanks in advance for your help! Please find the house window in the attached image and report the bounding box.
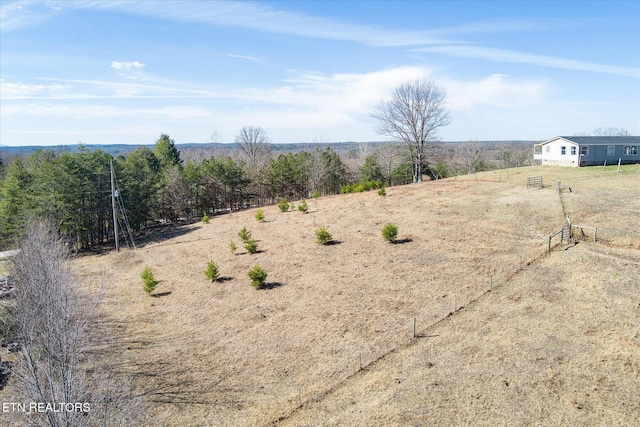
[624,146,638,155]
[561,146,566,155]
[545,146,550,153]
[607,145,615,156]
[581,146,589,156]
[571,146,576,155]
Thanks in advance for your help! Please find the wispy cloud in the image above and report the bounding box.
[224,54,258,62]
[110,61,145,71]
[0,1,58,32]
[443,74,550,110]
[1,77,227,100]
[417,45,640,79]
[3,1,634,78]
[0,79,71,98]
[19,0,449,46]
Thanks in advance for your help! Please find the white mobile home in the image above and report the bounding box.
[534,136,640,167]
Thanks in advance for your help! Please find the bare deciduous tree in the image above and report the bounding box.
[4,220,143,426]
[373,79,451,182]
[376,142,403,186]
[592,127,629,136]
[456,142,485,175]
[234,126,272,171]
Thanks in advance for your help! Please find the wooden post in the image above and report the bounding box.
[594,227,597,242]
[617,158,621,173]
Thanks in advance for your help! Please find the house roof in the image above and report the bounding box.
[559,136,640,146]
[536,136,640,146]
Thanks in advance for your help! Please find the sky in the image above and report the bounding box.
[1,0,639,147]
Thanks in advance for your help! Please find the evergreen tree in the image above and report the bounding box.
[153,133,182,169]
[0,158,32,247]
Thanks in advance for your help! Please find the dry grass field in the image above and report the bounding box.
[3,164,638,426]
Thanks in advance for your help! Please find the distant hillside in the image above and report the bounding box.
[0,140,541,159]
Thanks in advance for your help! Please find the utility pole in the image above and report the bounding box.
[110,160,119,251]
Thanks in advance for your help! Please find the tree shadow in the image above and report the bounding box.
[393,238,413,245]
[215,276,233,283]
[323,240,342,246]
[85,316,215,407]
[152,291,172,298]
[260,282,284,290]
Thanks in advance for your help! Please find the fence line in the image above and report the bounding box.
[274,246,551,424]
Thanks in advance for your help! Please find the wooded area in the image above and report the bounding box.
[0,134,533,251]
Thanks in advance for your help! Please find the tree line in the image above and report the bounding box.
[0,132,422,250]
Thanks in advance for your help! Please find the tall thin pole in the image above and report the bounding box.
[110,160,119,251]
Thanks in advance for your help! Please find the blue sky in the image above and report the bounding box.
[1,0,639,146]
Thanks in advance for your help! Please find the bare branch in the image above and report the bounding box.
[373,79,451,182]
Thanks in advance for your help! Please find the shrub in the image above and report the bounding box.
[229,241,237,255]
[315,226,333,245]
[290,202,295,211]
[278,198,289,212]
[378,187,386,196]
[254,209,265,222]
[204,260,220,282]
[298,199,308,213]
[244,239,258,254]
[238,226,252,242]
[340,180,382,194]
[382,223,398,243]
[141,266,158,294]
[312,190,320,199]
[248,265,267,289]
[201,214,210,224]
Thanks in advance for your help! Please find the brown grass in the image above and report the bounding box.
[5,165,638,426]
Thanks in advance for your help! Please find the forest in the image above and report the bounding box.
[0,134,532,251]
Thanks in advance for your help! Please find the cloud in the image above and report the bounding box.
[443,73,550,110]
[0,79,71,98]
[417,45,640,79]
[224,53,258,62]
[5,1,634,79]
[110,61,145,71]
[0,1,57,32]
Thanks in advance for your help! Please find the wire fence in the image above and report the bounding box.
[263,246,549,424]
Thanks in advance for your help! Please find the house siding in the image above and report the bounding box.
[535,136,640,167]
[540,138,580,167]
